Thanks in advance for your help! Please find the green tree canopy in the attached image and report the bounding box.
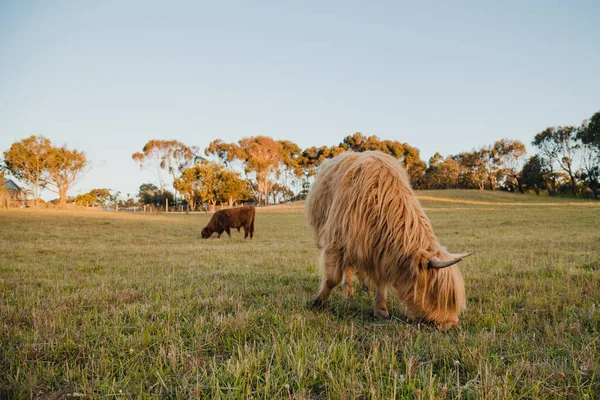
[138,183,159,205]
[579,111,600,151]
[74,188,112,207]
[2,135,52,207]
[454,150,488,190]
[424,153,461,189]
[206,136,285,205]
[533,126,579,196]
[520,155,548,195]
[215,170,249,206]
[132,140,197,190]
[137,183,174,208]
[338,133,427,187]
[174,160,249,210]
[494,139,527,192]
[45,146,88,209]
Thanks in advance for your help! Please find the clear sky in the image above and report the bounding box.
[1,0,599,199]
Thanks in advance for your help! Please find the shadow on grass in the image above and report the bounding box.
[308,298,413,325]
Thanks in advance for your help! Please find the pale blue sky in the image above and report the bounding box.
[1,1,599,199]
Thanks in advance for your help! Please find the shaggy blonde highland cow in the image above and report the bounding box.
[306,151,473,329]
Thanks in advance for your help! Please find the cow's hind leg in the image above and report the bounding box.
[243,225,249,238]
[311,249,344,309]
[342,267,355,297]
[374,282,389,319]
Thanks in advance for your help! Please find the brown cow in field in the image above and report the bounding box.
[306,151,473,329]
[201,206,256,239]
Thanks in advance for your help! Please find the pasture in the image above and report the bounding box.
[1,191,599,399]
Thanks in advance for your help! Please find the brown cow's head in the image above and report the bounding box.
[201,227,212,238]
[401,251,472,330]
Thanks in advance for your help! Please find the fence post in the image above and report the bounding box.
[165,198,168,213]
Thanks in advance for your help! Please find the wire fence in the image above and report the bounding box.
[1,196,268,213]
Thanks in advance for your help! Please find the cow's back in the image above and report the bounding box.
[219,206,254,227]
[306,152,358,241]
[237,206,255,224]
[306,151,431,265]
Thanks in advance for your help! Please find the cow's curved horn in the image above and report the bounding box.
[428,251,475,269]
[449,251,476,259]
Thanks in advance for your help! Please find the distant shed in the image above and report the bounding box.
[1,178,27,207]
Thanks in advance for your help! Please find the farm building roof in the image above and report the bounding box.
[2,179,23,191]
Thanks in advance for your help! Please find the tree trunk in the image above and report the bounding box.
[59,188,68,209]
[34,181,39,208]
[590,184,599,200]
[548,177,557,196]
[568,172,577,196]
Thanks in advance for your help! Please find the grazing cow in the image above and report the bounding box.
[306,151,473,329]
[201,206,255,239]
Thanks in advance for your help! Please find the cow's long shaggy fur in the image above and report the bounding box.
[306,151,466,329]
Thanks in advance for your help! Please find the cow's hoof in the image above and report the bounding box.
[311,298,325,310]
[342,283,354,297]
[436,319,458,330]
[374,308,389,319]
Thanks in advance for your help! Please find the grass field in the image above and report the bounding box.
[1,190,599,399]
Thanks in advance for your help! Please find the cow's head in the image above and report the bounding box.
[201,227,212,238]
[403,251,473,330]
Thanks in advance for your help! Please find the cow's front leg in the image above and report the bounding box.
[374,283,389,318]
[342,267,355,297]
[225,227,231,237]
[311,248,344,309]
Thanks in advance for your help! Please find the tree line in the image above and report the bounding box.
[130,110,600,207]
[2,110,599,208]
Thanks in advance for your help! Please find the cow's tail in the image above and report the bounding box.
[250,208,255,238]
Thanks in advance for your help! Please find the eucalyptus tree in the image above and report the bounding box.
[2,135,52,207]
[533,126,579,196]
[132,140,197,191]
[45,146,88,208]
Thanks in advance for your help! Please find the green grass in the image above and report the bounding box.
[1,191,599,399]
